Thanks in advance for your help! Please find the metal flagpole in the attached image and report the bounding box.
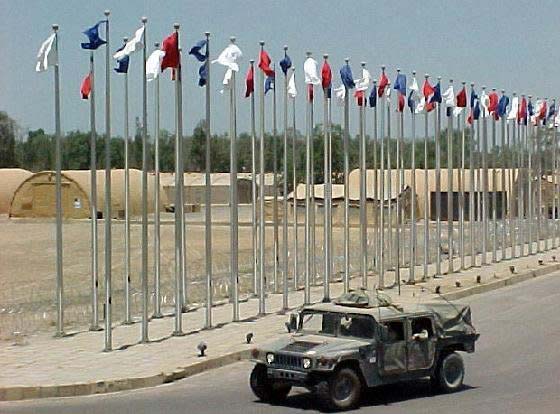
[323,53,331,302]
[304,51,312,304]
[359,62,368,288]
[408,71,417,284]
[204,32,213,324]
[501,91,507,260]
[153,41,163,319]
[250,60,258,296]
[272,62,279,294]
[282,46,290,309]
[491,88,498,262]
[476,105,482,261]
[536,102,542,253]
[447,79,454,274]
[469,83,476,266]
[343,58,351,292]
[522,101,528,256]
[528,96,533,255]
[379,69,386,287]
[386,76,393,274]
[140,17,149,343]
[553,103,558,248]
[435,76,442,278]
[291,66,298,290]
[519,98,527,256]
[229,36,239,321]
[481,86,488,266]
[372,80,379,275]
[423,75,430,279]
[460,82,466,269]
[395,73,403,292]
[508,94,516,259]
[89,50,100,330]
[514,101,521,257]
[52,24,64,338]
[310,69,317,287]
[103,10,112,351]
[173,24,185,335]
[122,37,132,325]
[258,41,266,315]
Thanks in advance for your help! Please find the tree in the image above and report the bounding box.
[0,112,17,167]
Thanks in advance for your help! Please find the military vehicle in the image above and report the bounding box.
[249,291,479,411]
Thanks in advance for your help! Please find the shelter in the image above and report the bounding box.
[0,168,32,214]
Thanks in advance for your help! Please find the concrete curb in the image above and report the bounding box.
[1,260,558,402]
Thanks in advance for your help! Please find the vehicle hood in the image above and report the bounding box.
[261,334,371,357]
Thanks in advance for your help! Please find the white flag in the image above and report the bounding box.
[334,85,345,106]
[212,44,243,72]
[480,90,489,115]
[146,50,165,82]
[507,96,519,120]
[303,57,320,85]
[287,72,297,98]
[453,107,464,117]
[354,68,371,92]
[415,96,426,114]
[36,33,57,72]
[442,85,455,107]
[113,26,144,60]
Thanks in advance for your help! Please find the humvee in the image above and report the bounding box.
[249,291,479,411]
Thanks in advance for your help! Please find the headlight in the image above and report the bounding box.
[266,353,275,364]
[302,358,312,369]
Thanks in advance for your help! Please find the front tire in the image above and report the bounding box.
[250,364,291,402]
[433,352,465,393]
[317,367,362,411]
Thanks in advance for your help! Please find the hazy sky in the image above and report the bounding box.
[1,0,559,138]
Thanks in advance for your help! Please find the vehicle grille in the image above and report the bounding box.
[274,353,303,369]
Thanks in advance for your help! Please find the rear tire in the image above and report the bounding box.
[317,367,362,411]
[249,364,291,402]
[433,352,464,393]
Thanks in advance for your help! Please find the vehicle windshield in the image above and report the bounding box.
[299,311,375,339]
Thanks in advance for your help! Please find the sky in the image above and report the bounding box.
[1,0,559,139]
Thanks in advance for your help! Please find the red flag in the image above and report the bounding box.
[321,61,332,90]
[539,100,547,120]
[161,32,179,72]
[397,93,405,112]
[422,79,434,100]
[456,87,467,108]
[517,97,527,123]
[354,90,365,106]
[488,92,499,113]
[258,50,274,76]
[244,65,254,98]
[467,110,473,125]
[377,71,389,97]
[307,84,314,102]
[80,73,92,100]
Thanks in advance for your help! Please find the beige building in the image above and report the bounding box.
[0,168,32,214]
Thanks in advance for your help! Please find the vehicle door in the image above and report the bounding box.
[378,319,407,375]
[406,316,437,371]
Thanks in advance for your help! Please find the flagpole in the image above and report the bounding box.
[459,83,466,270]
[435,76,442,278]
[500,91,507,260]
[272,61,279,294]
[379,66,386,288]
[359,62,368,288]
[514,100,521,257]
[527,95,533,255]
[553,101,558,249]
[153,40,163,319]
[386,74,393,276]
[310,69,317,288]
[204,32,213,326]
[447,79,454,274]
[423,74,430,280]
[372,80,379,276]
[291,67,298,291]
[258,41,266,315]
[173,23,185,335]
[122,37,132,324]
[519,97,527,256]
[228,36,239,322]
[52,24,64,338]
[509,93,516,259]
[323,53,331,302]
[490,88,498,262]
[394,72,402,293]
[89,49,100,331]
[304,51,312,304]
[282,46,290,310]
[536,100,542,253]
[470,83,476,267]
[102,10,112,351]
[343,58,351,293]
[249,59,258,297]
[408,71,417,284]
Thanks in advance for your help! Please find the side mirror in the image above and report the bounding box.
[286,313,298,333]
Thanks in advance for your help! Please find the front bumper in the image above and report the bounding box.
[267,367,309,383]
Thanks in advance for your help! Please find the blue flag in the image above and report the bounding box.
[473,101,481,120]
[189,39,207,62]
[279,54,292,75]
[198,64,208,87]
[548,102,556,119]
[430,81,442,103]
[265,75,275,94]
[393,73,406,96]
[340,64,355,89]
[498,95,509,117]
[369,85,377,107]
[113,44,129,74]
[470,88,478,108]
[407,91,415,113]
[81,21,107,50]
[528,100,534,117]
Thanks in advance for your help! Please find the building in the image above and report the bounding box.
[0,168,32,214]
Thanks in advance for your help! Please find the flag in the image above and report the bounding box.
[442,85,455,107]
[369,85,377,107]
[479,90,490,115]
[80,73,92,99]
[303,57,320,85]
[548,101,556,120]
[354,90,365,106]
[397,93,405,112]
[258,49,274,76]
[198,64,208,87]
[456,87,467,108]
[146,49,166,82]
[507,96,519,120]
[393,73,406,96]
[408,76,419,113]
[81,21,107,50]
[354,68,371,91]
[265,75,275,94]
[161,32,180,71]
[528,99,534,117]
[488,91,499,114]
[340,64,355,89]
[36,33,57,72]
[244,65,254,98]
[113,44,129,74]
[188,39,207,62]
[113,26,144,59]
[377,71,389,97]
[517,96,527,123]
[307,84,314,102]
[321,61,332,94]
[498,95,509,118]
[279,54,292,75]
[287,71,297,98]
[213,43,243,90]
[430,81,442,103]
[538,99,547,120]
[334,85,346,106]
[423,79,435,112]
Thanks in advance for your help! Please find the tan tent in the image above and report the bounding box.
[0,168,32,214]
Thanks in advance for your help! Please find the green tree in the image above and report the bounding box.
[0,112,17,167]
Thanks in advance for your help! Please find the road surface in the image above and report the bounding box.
[2,272,560,413]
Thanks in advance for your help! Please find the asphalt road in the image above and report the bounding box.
[3,272,560,414]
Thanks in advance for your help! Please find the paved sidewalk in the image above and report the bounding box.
[1,244,559,401]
